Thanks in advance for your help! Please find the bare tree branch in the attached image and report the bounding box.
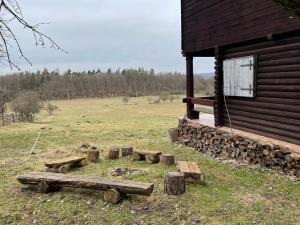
[0,0,65,70]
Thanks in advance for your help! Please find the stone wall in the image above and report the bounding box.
[173,119,300,178]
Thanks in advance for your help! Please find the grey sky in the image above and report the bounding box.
[0,0,214,74]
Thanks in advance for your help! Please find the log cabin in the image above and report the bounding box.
[181,0,300,146]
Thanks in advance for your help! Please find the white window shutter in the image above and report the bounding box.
[223,56,255,97]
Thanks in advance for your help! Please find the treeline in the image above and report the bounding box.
[0,68,213,100]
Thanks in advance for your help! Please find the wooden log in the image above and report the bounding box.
[87,150,100,163]
[45,156,86,168]
[177,161,203,183]
[46,164,71,173]
[17,172,154,196]
[168,128,179,143]
[108,146,120,160]
[146,155,160,164]
[121,145,133,157]
[103,188,121,204]
[164,172,185,195]
[160,154,175,166]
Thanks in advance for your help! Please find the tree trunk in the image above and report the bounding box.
[164,172,185,195]
[87,150,100,163]
[160,154,175,166]
[108,146,119,160]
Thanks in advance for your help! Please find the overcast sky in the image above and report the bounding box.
[0,0,214,74]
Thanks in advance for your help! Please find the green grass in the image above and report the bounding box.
[0,97,299,225]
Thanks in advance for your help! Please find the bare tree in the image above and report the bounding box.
[46,103,58,115]
[0,0,63,69]
[0,90,9,125]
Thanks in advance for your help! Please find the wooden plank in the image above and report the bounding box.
[17,172,154,196]
[177,161,190,176]
[194,107,214,114]
[45,156,86,168]
[133,150,162,156]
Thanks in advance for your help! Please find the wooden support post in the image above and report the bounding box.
[146,155,160,164]
[214,46,224,127]
[108,146,120,160]
[46,164,71,173]
[121,145,133,157]
[164,172,185,195]
[160,154,175,166]
[87,150,100,163]
[104,188,122,204]
[186,55,199,119]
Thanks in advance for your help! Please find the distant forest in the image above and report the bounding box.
[0,68,213,100]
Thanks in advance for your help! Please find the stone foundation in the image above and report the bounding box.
[174,118,300,178]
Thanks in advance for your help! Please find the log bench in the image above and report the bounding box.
[177,161,204,184]
[133,150,162,164]
[45,156,87,173]
[17,172,154,204]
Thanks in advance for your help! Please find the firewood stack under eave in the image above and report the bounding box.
[175,120,300,178]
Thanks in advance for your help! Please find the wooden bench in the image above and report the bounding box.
[17,172,154,204]
[133,150,162,163]
[45,156,87,173]
[177,161,204,184]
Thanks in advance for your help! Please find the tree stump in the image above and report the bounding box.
[164,172,185,195]
[87,150,100,163]
[104,188,121,204]
[122,145,133,157]
[160,154,175,166]
[108,146,120,160]
[168,128,179,143]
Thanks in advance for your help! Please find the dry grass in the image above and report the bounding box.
[0,97,299,225]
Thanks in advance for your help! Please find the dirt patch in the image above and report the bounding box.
[238,192,267,206]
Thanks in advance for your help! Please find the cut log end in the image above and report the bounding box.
[108,146,120,160]
[122,145,133,157]
[160,154,175,166]
[87,150,100,163]
[164,172,185,195]
[103,188,121,204]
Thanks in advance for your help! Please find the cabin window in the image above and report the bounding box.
[223,56,256,98]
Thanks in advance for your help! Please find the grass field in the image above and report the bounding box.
[0,97,299,225]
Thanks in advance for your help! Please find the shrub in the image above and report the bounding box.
[10,91,42,121]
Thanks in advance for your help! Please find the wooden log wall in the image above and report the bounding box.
[181,0,300,54]
[221,35,300,145]
[176,119,300,177]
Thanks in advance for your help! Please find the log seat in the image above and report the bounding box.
[17,172,154,204]
[133,150,162,164]
[177,161,204,184]
[44,156,87,173]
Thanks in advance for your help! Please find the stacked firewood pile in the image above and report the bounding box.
[175,119,300,177]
